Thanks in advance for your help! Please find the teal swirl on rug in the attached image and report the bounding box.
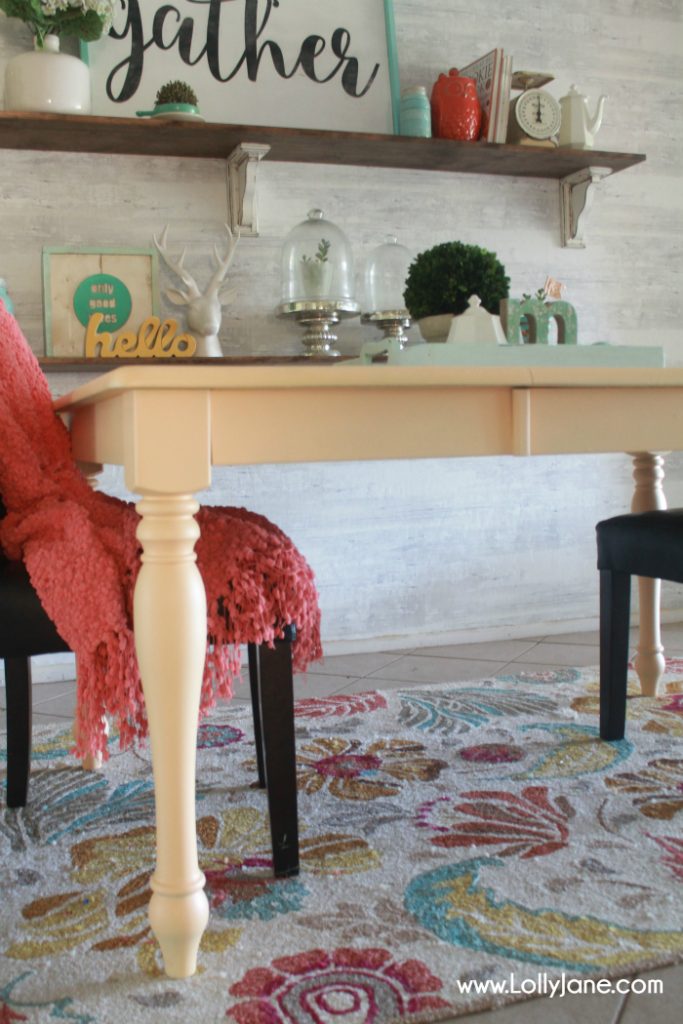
[1,666,682,1022]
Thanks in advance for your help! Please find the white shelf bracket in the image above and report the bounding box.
[560,165,612,248]
[226,142,271,237]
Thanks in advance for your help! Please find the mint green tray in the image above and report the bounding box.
[353,340,665,368]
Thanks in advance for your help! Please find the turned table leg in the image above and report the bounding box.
[134,492,209,978]
[629,452,667,696]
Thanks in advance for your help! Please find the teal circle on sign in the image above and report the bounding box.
[73,273,132,331]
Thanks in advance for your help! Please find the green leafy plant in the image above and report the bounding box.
[403,241,510,320]
[301,239,331,264]
[155,80,199,107]
[0,0,114,46]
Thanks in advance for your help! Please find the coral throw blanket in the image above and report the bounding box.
[0,305,322,758]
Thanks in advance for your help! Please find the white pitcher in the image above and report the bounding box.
[559,85,606,149]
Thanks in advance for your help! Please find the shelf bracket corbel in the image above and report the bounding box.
[559,165,612,248]
[226,142,271,237]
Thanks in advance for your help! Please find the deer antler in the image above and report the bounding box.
[153,225,201,300]
[206,224,240,296]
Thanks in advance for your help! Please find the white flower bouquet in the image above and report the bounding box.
[0,0,114,46]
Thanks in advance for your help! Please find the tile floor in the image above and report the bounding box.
[3,624,682,1023]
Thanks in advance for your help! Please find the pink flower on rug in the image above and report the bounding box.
[295,693,387,720]
[649,834,683,881]
[416,786,574,858]
[458,743,525,764]
[661,694,683,714]
[0,1004,28,1023]
[227,946,450,1023]
[297,738,447,800]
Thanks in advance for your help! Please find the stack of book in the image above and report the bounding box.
[459,49,512,143]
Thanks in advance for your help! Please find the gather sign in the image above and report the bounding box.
[86,0,398,133]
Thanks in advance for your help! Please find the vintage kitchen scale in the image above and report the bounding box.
[506,70,561,147]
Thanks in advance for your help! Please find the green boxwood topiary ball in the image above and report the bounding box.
[403,241,510,321]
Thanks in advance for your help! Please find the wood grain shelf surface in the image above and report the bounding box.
[40,356,346,372]
[0,112,646,181]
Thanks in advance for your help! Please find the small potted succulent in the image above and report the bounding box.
[137,80,202,121]
[403,241,509,341]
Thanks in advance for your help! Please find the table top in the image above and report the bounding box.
[53,364,683,411]
[55,363,683,495]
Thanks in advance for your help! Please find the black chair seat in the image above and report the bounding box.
[597,509,683,583]
[596,508,683,743]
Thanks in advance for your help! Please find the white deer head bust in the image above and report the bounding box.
[153,224,239,357]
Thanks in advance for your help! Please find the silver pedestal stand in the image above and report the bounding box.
[277,300,361,358]
[360,309,412,349]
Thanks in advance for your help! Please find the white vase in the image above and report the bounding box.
[4,34,91,114]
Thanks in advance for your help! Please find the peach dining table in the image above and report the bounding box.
[54,362,683,978]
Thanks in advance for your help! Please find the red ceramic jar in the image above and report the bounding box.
[431,69,482,141]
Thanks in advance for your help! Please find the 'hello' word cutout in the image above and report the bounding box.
[85,314,197,358]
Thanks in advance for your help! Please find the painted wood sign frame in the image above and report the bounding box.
[85,0,400,133]
[43,247,159,357]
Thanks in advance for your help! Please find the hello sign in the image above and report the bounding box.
[86,0,400,132]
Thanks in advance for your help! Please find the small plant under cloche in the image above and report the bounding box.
[155,81,199,107]
[301,239,331,264]
[403,241,510,321]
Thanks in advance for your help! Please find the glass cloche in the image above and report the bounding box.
[277,209,360,358]
[280,208,355,304]
[360,235,413,349]
[363,234,412,314]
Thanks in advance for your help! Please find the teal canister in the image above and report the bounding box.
[0,278,14,315]
[399,86,432,137]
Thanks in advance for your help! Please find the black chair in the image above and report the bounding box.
[0,550,70,806]
[1,498,299,877]
[596,508,683,741]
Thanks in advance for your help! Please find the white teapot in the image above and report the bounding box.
[559,85,606,149]
[447,295,507,346]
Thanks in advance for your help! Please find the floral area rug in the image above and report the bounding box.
[1,665,683,1023]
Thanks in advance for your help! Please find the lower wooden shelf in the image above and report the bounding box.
[40,355,345,372]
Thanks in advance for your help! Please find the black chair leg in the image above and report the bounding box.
[5,656,32,808]
[247,642,266,789]
[600,569,631,741]
[250,626,299,878]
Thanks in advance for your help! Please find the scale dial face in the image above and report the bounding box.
[514,88,561,140]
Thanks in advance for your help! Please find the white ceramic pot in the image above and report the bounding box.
[417,313,453,343]
[4,35,91,114]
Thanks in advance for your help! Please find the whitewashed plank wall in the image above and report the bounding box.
[1,1,682,654]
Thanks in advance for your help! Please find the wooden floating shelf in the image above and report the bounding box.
[1,112,646,246]
[0,111,645,180]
